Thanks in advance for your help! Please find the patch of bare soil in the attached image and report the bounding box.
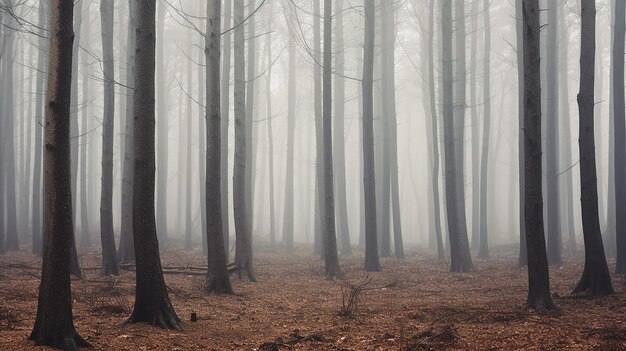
[0,245,625,350]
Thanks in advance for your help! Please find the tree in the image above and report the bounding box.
[478,0,491,259]
[128,0,181,329]
[220,0,232,256]
[204,0,234,294]
[333,0,351,256]
[282,37,296,253]
[574,0,614,296]
[313,0,325,257]
[119,0,137,264]
[522,0,557,311]
[613,0,626,274]
[79,1,92,249]
[363,0,381,273]
[516,0,527,266]
[156,1,169,247]
[265,5,277,249]
[233,0,255,282]
[546,0,562,266]
[443,0,473,273]
[245,0,257,242]
[29,0,90,347]
[322,0,341,279]
[99,0,120,275]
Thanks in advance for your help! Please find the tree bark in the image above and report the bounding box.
[363,0,381,272]
[574,0,614,296]
[205,0,234,293]
[613,0,626,274]
[522,0,557,312]
[128,0,181,330]
[516,0,528,266]
[100,0,120,276]
[233,0,255,282]
[221,0,232,255]
[29,0,90,346]
[80,3,92,249]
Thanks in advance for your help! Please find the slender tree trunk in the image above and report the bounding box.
[516,0,528,266]
[363,0,381,272]
[333,0,351,256]
[314,0,325,258]
[118,0,137,263]
[605,0,617,258]
[128,0,181,329]
[80,4,92,249]
[184,32,194,251]
[478,0,491,259]
[266,7,276,249]
[613,0,626,274]
[233,0,255,282]
[205,0,234,293]
[69,0,81,233]
[221,0,232,255]
[546,0,562,265]
[100,0,120,275]
[156,1,168,247]
[29,0,90,346]
[470,0,480,251]
[559,7,576,255]
[282,37,296,252]
[523,0,557,312]
[574,0,614,296]
[245,0,257,241]
[198,1,207,256]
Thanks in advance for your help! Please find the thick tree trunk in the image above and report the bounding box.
[363,0,381,273]
[118,0,137,264]
[522,0,557,312]
[574,0,614,297]
[128,0,181,330]
[333,0,351,256]
[233,0,255,282]
[221,0,232,255]
[100,0,120,276]
[205,0,234,293]
[614,0,626,274]
[29,0,90,347]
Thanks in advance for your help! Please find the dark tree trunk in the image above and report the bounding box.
[99,0,120,276]
[363,0,381,273]
[233,0,255,282]
[322,0,341,279]
[522,0,557,312]
[29,0,90,347]
[545,0,562,266]
[128,0,181,330]
[205,0,234,294]
[516,0,528,266]
[118,0,137,264]
[220,0,232,257]
[613,0,626,274]
[574,0,614,296]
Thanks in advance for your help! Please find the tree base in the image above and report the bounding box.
[572,269,614,297]
[30,329,91,350]
[205,273,234,294]
[127,305,182,331]
[526,296,559,313]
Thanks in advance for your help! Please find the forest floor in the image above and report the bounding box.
[0,244,625,350]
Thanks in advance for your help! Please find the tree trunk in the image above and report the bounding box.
[69,0,81,235]
[282,37,296,253]
[266,6,276,249]
[156,1,169,247]
[314,0,325,258]
[205,0,234,293]
[128,0,181,330]
[522,0,557,312]
[184,31,194,251]
[545,0,562,265]
[80,4,92,249]
[333,0,351,256]
[198,1,207,256]
[221,0,232,255]
[470,0,480,251]
[29,0,90,346]
[233,0,255,282]
[516,0,527,266]
[100,0,120,276]
[363,0,381,272]
[245,0,257,241]
[613,0,626,274]
[478,0,491,259]
[118,0,137,264]
[604,0,617,258]
[574,0,614,297]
